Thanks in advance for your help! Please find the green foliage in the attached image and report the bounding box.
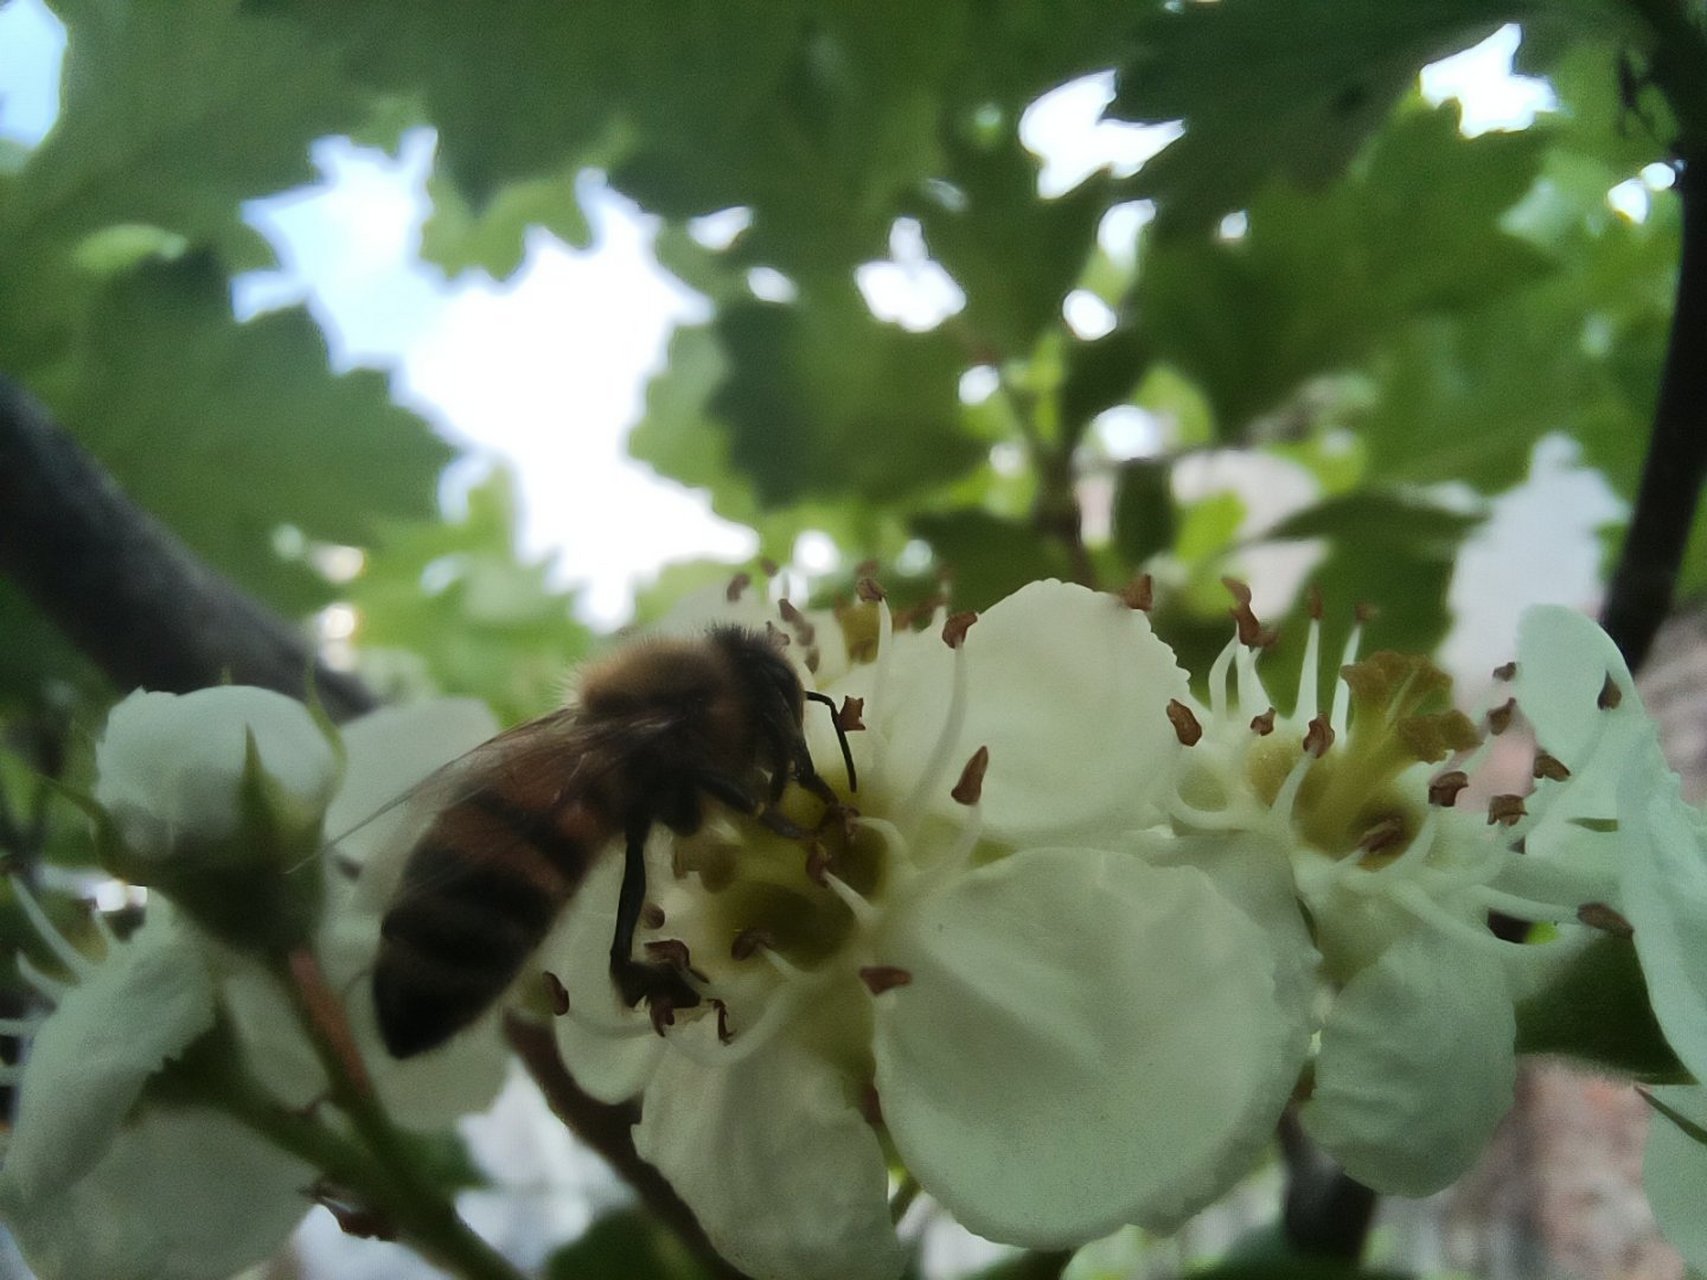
[1515,933,1686,1078]
[545,1209,717,1280]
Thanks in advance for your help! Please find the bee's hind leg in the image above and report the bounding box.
[610,814,700,1026]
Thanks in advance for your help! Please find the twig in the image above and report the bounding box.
[503,1014,748,1280]
[0,374,376,721]
[1602,2,1707,670]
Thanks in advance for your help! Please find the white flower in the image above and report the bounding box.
[95,687,340,863]
[1642,1086,1707,1273]
[548,581,1313,1278]
[0,694,506,1280]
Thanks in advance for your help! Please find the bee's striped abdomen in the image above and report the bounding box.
[373,788,609,1058]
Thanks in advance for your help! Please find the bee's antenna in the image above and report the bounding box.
[805,690,858,793]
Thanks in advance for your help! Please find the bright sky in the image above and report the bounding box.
[0,2,1621,675]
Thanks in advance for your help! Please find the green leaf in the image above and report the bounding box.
[909,509,1072,611]
[1138,106,1553,436]
[545,1209,716,1280]
[1109,0,1610,231]
[708,291,982,507]
[1058,322,1151,435]
[1515,934,1685,1078]
[419,166,593,280]
[912,127,1110,359]
[45,256,450,606]
[1110,460,1175,567]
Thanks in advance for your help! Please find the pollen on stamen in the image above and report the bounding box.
[1306,584,1324,620]
[1354,602,1378,624]
[760,557,781,577]
[1250,707,1276,735]
[1121,573,1154,611]
[942,610,978,648]
[1578,902,1634,937]
[1487,698,1517,735]
[859,965,913,995]
[1303,715,1335,757]
[779,598,816,646]
[1598,674,1623,710]
[1487,794,1527,826]
[1223,578,1268,648]
[1429,770,1470,807]
[951,745,990,805]
[1533,752,1572,782]
[640,902,667,930]
[644,938,708,983]
[1493,661,1517,681]
[541,970,571,1016]
[726,572,752,603]
[857,576,887,603]
[836,696,866,732]
[1167,699,1204,746]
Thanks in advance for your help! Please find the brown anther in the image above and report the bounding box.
[1428,770,1470,807]
[1354,602,1378,624]
[1493,661,1517,681]
[711,997,735,1044]
[805,648,821,674]
[1250,707,1276,736]
[805,841,833,885]
[1599,674,1623,710]
[1487,697,1516,735]
[640,902,666,930]
[1358,817,1406,856]
[859,965,913,995]
[1577,902,1634,938]
[541,970,571,1016]
[1533,751,1572,782]
[1302,715,1335,757]
[730,927,775,961]
[778,598,805,624]
[1487,794,1527,826]
[859,1082,884,1126]
[855,558,880,578]
[1223,577,1265,647]
[1166,699,1203,746]
[836,695,866,732]
[856,576,887,603]
[1120,573,1154,611]
[726,572,751,602]
[759,557,780,577]
[764,620,791,648]
[942,610,978,648]
[1306,585,1324,620]
[951,746,991,805]
[649,995,679,1036]
[644,938,695,972]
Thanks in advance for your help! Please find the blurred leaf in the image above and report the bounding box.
[1111,460,1175,567]
[709,292,982,507]
[546,1208,716,1280]
[1516,933,1684,1078]
[1138,106,1553,436]
[347,470,592,723]
[1109,0,1622,231]
[45,256,449,607]
[913,128,1109,358]
[420,166,593,279]
[1059,322,1151,435]
[910,509,1071,610]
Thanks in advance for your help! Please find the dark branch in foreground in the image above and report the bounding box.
[505,1016,748,1280]
[1279,1112,1378,1262]
[1601,3,1707,671]
[0,374,376,720]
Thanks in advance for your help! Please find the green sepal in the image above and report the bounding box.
[1514,934,1686,1080]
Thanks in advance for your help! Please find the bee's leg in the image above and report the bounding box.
[610,816,701,1016]
[693,770,811,841]
[804,690,858,793]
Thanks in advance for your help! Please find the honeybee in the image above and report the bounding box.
[372,625,851,1058]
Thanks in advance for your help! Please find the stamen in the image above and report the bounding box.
[1233,643,1269,716]
[1486,794,1527,826]
[1487,698,1516,735]
[1533,752,1571,782]
[640,903,666,930]
[941,610,978,648]
[1302,716,1335,758]
[1329,618,1364,737]
[10,878,98,980]
[822,872,881,928]
[1578,902,1634,936]
[1598,674,1623,710]
[1428,771,1470,807]
[1468,886,1581,925]
[857,576,887,603]
[1207,634,1238,722]
[1296,615,1322,722]
[1250,707,1276,735]
[726,572,751,602]
[837,697,866,731]
[1269,752,1315,828]
[1167,700,1204,746]
[868,599,896,776]
[731,927,776,961]
[16,953,69,1002]
[1121,574,1154,611]
[900,628,970,829]
[1376,809,1440,876]
[1493,661,1517,681]
[1356,817,1406,856]
[1223,579,1266,648]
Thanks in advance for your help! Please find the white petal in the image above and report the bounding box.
[1619,760,1707,1084]
[634,1042,904,1280]
[874,847,1307,1245]
[1303,929,1516,1195]
[1643,1085,1707,1272]
[95,687,338,859]
[0,1107,312,1280]
[875,581,1190,842]
[5,909,216,1200]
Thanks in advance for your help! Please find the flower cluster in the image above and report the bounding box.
[0,690,507,1280]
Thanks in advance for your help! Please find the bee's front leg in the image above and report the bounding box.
[609,815,701,1029]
